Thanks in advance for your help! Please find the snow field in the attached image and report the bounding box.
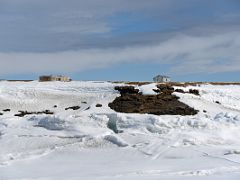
[0,81,240,179]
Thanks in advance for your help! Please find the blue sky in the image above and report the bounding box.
[0,0,240,82]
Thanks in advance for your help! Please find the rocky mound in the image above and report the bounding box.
[109,85,198,116]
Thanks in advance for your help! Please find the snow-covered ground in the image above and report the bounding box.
[0,81,240,180]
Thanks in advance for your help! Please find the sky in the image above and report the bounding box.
[0,0,240,82]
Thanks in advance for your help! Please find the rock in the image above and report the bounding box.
[53,105,58,108]
[155,84,175,95]
[85,107,90,111]
[96,104,102,107]
[203,110,207,113]
[14,110,54,117]
[0,113,3,116]
[81,101,87,104]
[175,89,185,93]
[156,84,174,92]
[189,89,200,96]
[65,106,80,110]
[109,86,198,116]
[114,86,139,95]
[3,109,10,112]
[215,101,221,104]
[44,110,53,114]
[152,89,161,93]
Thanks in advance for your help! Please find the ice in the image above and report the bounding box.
[28,116,67,131]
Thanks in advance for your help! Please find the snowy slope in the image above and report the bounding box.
[0,81,240,180]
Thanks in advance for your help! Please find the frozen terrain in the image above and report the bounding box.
[0,81,240,180]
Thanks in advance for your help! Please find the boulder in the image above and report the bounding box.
[65,106,80,111]
[85,107,91,111]
[157,84,174,91]
[152,89,161,93]
[189,89,200,96]
[175,89,185,93]
[3,109,10,112]
[156,84,174,94]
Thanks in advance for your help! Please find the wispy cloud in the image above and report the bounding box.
[0,31,239,75]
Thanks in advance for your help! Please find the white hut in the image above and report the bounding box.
[153,75,171,83]
[39,75,71,82]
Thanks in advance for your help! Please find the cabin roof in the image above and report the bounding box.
[154,75,170,78]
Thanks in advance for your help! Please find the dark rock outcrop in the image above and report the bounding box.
[114,86,139,95]
[175,89,185,93]
[189,89,200,96]
[109,86,198,116]
[152,89,161,93]
[3,109,10,112]
[85,106,91,111]
[96,104,102,107]
[157,84,174,93]
[65,106,80,111]
[15,110,54,117]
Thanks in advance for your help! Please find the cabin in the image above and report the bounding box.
[39,75,71,82]
[153,75,171,83]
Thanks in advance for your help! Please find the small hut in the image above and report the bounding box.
[39,75,71,82]
[153,75,171,83]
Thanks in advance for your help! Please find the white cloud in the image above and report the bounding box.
[0,31,239,75]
